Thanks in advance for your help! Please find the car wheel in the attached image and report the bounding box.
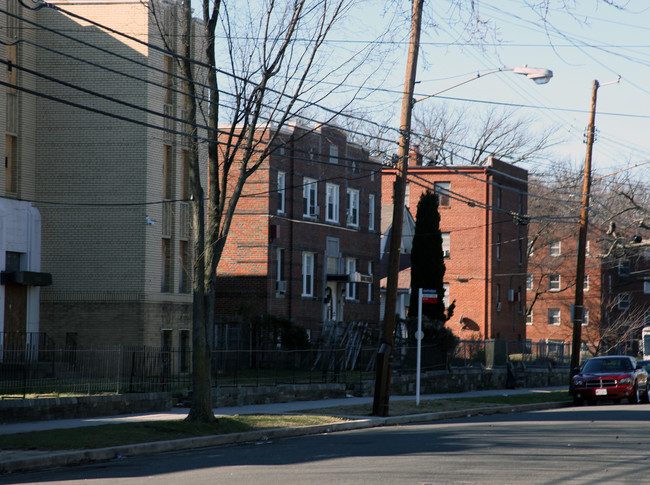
[629,383,640,404]
[643,383,650,404]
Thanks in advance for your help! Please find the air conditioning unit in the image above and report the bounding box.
[276,280,287,293]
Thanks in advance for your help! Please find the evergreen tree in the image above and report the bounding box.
[407,191,457,354]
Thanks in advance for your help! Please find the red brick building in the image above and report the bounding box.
[381,154,529,342]
[214,124,382,343]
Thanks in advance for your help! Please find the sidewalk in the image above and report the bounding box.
[0,386,568,474]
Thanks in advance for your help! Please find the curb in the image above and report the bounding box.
[1,401,571,474]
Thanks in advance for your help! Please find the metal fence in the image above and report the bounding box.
[0,338,574,398]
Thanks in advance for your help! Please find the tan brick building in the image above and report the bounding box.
[214,124,382,343]
[381,153,529,342]
[0,0,201,350]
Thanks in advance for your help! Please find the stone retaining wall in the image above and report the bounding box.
[0,366,570,423]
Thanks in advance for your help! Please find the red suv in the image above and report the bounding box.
[571,356,649,406]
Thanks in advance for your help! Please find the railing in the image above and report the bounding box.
[0,339,575,398]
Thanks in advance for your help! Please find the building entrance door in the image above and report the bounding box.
[3,284,27,358]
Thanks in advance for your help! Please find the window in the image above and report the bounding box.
[346,188,359,226]
[368,194,375,231]
[548,308,561,326]
[496,233,501,261]
[584,274,590,291]
[179,330,190,372]
[434,182,450,206]
[179,240,191,294]
[526,273,533,291]
[346,258,357,300]
[404,182,410,207]
[275,248,287,293]
[161,239,172,293]
[303,178,317,217]
[549,274,561,291]
[302,252,315,297]
[329,143,338,164]
[496,284,501,311]
[443,283,450,307]
[442,232,450,258]
[618,260,630,276]
[179,150,191,239]
[583,309,590,327]
[618,292,630,311]
[277,171,286,214]
[367,261,373,302]
[326,183,339,222]
[496,187,502,209]
[518,191,524,214]
[527,239,535,257]
[549,241,561,257]
[526,311,533,326]
[644,279,650,294]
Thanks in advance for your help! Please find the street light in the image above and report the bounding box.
[373,62,553,417]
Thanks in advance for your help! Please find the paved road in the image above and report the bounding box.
[5,403,650,484]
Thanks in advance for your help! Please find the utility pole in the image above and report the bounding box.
[372,0,423,417]
[570,80,598,376]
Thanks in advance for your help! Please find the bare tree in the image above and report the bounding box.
[163,0,377,422]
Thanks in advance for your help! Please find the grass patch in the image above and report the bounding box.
[301,390,571,416]
[0,415,346,451]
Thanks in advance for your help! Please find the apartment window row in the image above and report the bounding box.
[294,175,377,230]
[526,273,590,292]
[537,307,590,327]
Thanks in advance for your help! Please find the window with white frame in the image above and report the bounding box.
[346,258,357,300]
[584,274,590,291]
[548,308,561,326]
[549,241,561,256]
[326,183,339,222]
[346,188,359,227]
[303,178,317,217]
[549,274,561,291]
[434,182,450,206]
[618,292,630,311]
[443,283,450,307]
[277,171,286,214]
[302,252,314,297]
[526,310,533,326]
[526,273,533,291]
[442,232,450,258]
[329,143,338,164]
[368,194,375,231]
[582,309,589,327]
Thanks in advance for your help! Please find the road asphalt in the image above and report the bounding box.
[0,386,568,474]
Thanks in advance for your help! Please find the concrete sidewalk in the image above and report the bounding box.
[0,386,568,474]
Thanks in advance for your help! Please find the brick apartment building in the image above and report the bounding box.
[526,227,650,355]
[381,153,529,342]
[213,123,382,344]
[1,0,203,351]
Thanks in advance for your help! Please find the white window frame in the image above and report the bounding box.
[582,309,589,327]
[526,273,533,291]
[442,232,450,258]
[329,143,338,164]
[368,194,375,231]
[326,183,339,223]
[346,188,359,227]
[346,258,357,300]
[302,252,314,297]
[584,274,590,291]
[549,274,561,291]
[277,171,286,214]
[303,178,317,218]
[443,283,450,308]
[549,241,561,257]
[434,182,450,206]
[548,308,561,326]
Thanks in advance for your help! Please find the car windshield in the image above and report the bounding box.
[582,358,633,373]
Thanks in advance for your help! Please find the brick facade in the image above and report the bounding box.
[381,154,528,342]
[214,124,382,341]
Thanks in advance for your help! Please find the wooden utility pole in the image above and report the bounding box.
[372,0,424,417]
[570,80,598,376]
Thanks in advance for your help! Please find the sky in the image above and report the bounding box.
[330,0,650,182]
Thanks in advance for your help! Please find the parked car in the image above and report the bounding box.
[637,360,650,374]
[571,355,649,406]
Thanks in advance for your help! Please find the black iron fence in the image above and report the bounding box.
[0,337,574,398]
